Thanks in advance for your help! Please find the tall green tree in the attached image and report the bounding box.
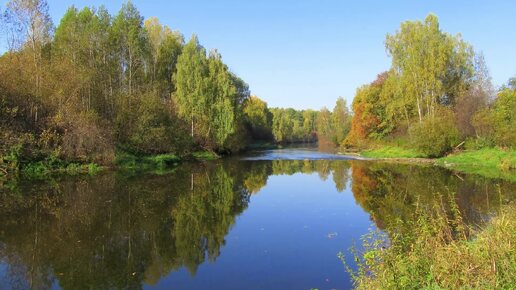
[206,50,238,147]
[385,14,474,122]
[271,108,292,143]
[332,97,351,144]
[302,109,317,138]
[112,1,149,96]
[473,82,516,148]
[316,107,332,142]
[243,95,272,140]
[173,39,248,149]
[172,35,207,139]
[53,6,112,114]
[4,0,53,123]
[144,17,183,97]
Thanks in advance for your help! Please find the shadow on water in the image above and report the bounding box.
[0,149,514,289]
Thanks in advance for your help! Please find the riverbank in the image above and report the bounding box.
[346,199,515,289]
[115,151,221,169]
[0,142,319,179]
[356,146,516,182]
[3,145,515,181]
[0,150,220,179]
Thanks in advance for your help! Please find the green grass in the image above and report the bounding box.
[360,145,516,181]
[149,154,182,168]
[1,145,104,178]
[115,150,219,173]
[116,152,181,170]
[191,151,220,161]
[437,148,516,181]
[345,192,516,290]
[21,161,102,178]
[361,146,425,158]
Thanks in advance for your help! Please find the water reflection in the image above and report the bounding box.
[350,162,514,232]
[0,159,512,289]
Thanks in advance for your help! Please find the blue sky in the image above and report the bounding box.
[2,0,515,109]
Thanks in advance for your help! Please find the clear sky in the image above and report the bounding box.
[1,0,515,109]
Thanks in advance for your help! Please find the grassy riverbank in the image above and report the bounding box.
[437,148,516,180]
[345,198,515,289]
[0,150,220,179]
[0,153,104,178]
[361,146,425,158]
[115,151,220,170]
[22,161,102,177]
[360,146,516,181]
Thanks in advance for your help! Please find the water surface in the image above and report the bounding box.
[0,148,513,290]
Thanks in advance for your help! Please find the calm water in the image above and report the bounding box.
[0,148,514,290]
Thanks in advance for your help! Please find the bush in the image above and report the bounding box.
[464,136,495,150]
[409,112,460,157]
[491,89,516,147]
[54,110,115,165]
[117,92,192,156]
[345,193,516,290]
[0,129,39,172]
[473,88,516,148]
[341,134,371,151]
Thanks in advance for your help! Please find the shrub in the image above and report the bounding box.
[491,89,516,148]
[54,110,115,165]
[344,192,516,290]
[117,92,192,156]
[464,136,495,150]
[409,111,460,157]
[0,129,39,172]
[341,134,370,151]
[473,88,516,148]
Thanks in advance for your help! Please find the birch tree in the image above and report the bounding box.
[385,14,474,122]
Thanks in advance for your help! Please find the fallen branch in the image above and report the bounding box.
[454,172,464,181]
[454,140,465,150]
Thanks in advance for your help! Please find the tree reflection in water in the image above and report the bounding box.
[0,160,512,289]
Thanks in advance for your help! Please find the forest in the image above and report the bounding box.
[0,0,353,175]
[0,2,514,289]
[343,14,515,158]
[248,14,515,159]
[0,0,514,176]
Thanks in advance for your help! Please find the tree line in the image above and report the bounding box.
[208,13,516,157]
[243,95,352,145]
[0,0,353,174]
[1,2,514,175]
[343,14,515,157]
[0,0,234,169]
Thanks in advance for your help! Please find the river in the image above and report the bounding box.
[0,147,513,289]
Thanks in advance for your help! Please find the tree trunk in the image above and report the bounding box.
[416,96,422,123]
[129,53,133,96]
[191,116,194,137]
[404,106,410,128]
